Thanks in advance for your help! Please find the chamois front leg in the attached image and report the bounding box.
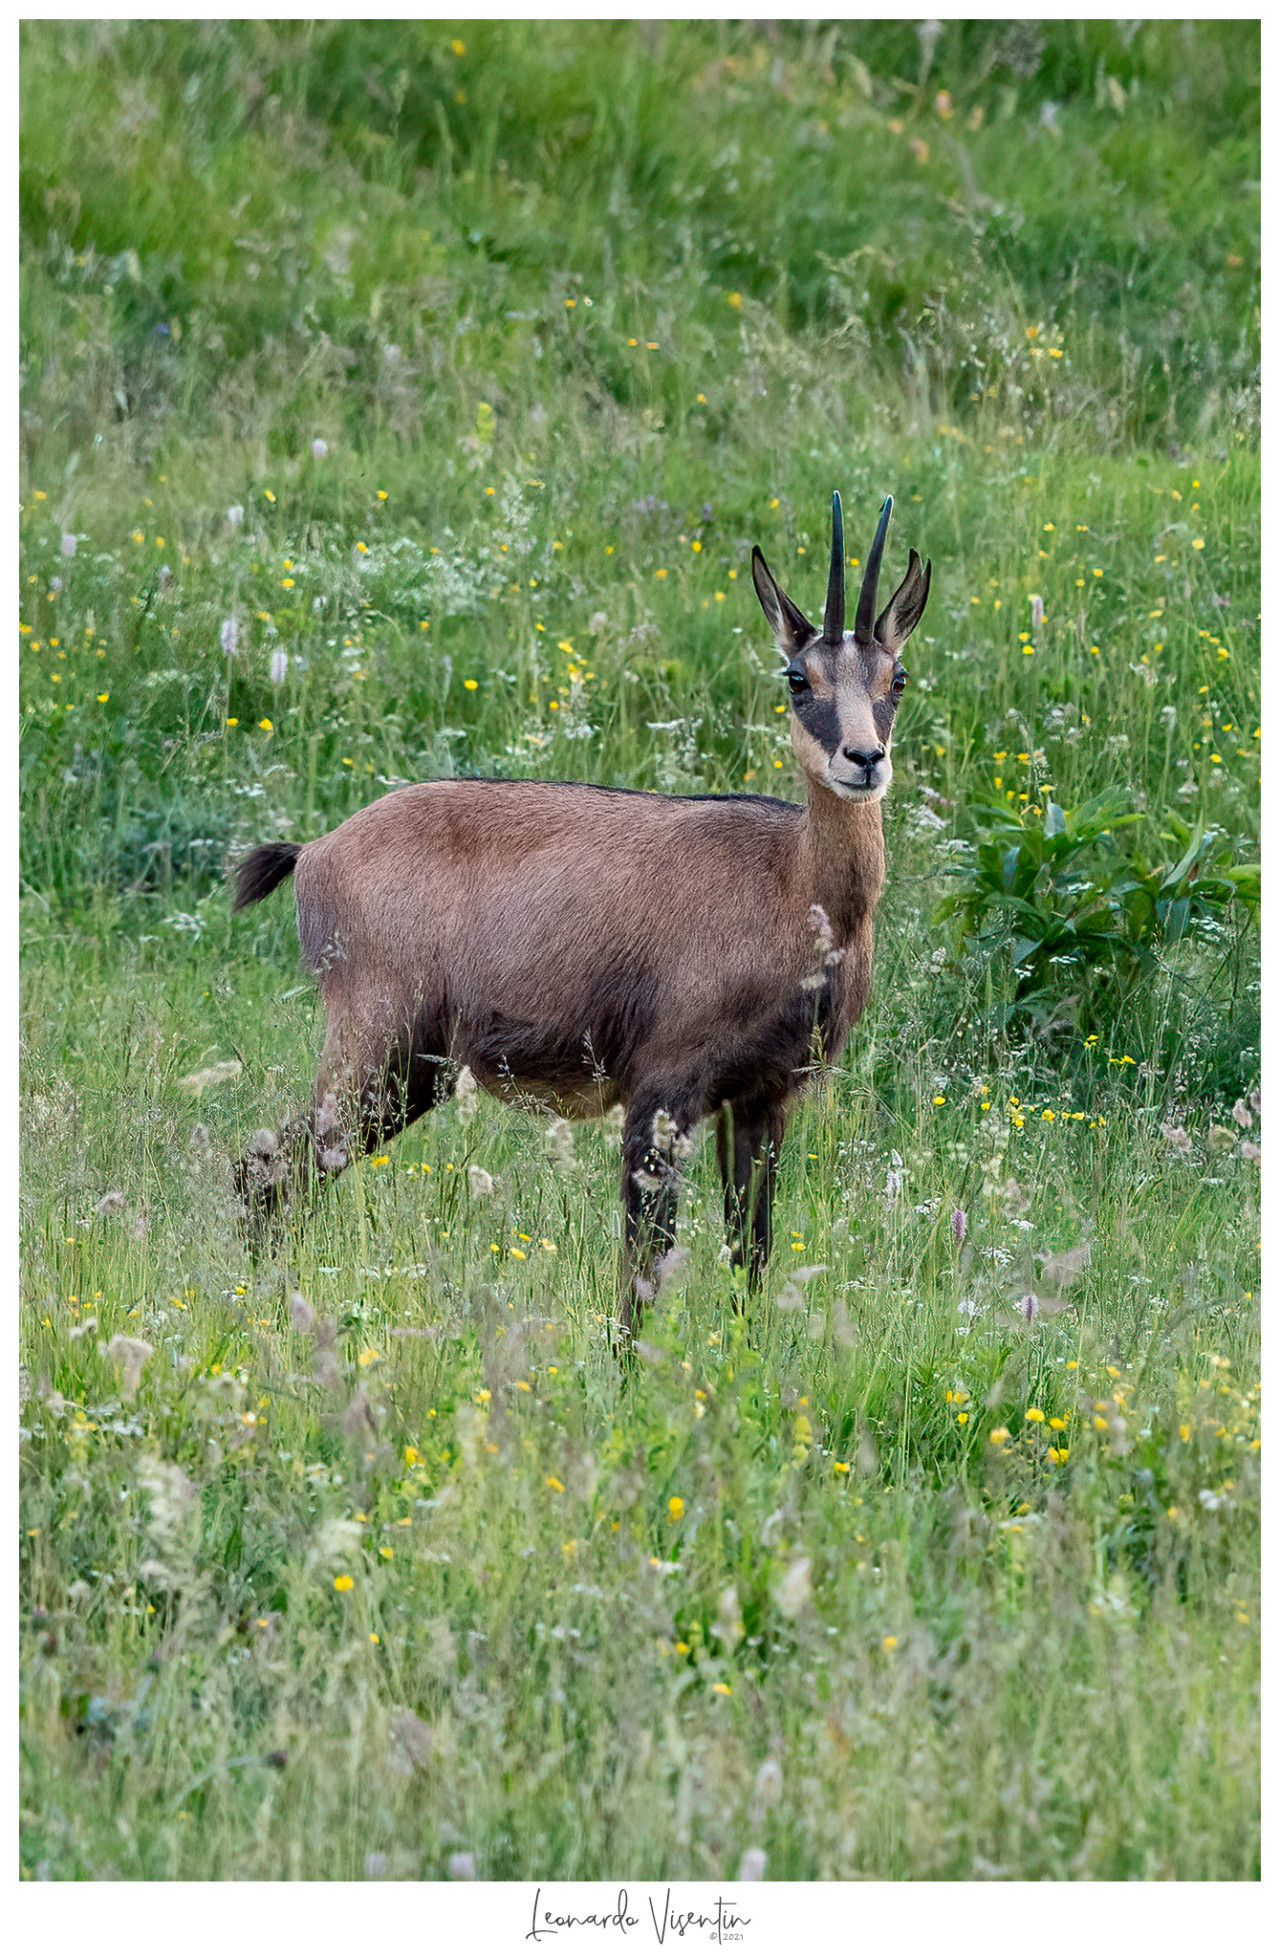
[716,1099,788,1289]
[617,1094,698,1343]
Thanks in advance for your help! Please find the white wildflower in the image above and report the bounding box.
[655,1244,689,1290]
[105,1334,154,1400]
[137,1455,198,1549]
[310,1517,364,1567]
[289,1291,316,1333]
[773,1555,811,1620]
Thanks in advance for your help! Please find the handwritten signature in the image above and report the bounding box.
[527,1886,751,1945]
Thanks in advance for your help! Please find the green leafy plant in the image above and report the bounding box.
[939,790,1259,1037]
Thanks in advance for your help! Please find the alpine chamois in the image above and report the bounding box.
[233,493,930,1338]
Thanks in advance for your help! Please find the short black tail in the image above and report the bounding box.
[233,841,302,911]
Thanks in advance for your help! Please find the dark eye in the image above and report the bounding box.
[890,668,908,697]
[787,667,810,696]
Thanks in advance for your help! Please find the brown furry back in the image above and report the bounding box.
[233,841,302,912]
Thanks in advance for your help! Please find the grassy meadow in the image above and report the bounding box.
[19,20,1260,1882]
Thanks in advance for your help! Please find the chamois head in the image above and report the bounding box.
[752,493,931,802]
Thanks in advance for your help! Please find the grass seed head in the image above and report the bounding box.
[289,1291,316,1333]
[104,1334,153,1399]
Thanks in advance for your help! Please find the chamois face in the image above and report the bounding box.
[751,496,930,803]
[779,627,907,802]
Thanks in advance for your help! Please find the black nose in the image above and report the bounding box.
[842,746,885,770]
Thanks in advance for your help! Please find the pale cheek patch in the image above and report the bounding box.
[790,720,833,777]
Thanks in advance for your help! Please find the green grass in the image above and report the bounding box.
[19,19,1260,1882]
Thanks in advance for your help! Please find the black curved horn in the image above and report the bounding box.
[854,495,894,646]
[823,490,845,644]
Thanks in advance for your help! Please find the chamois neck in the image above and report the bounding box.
[798,780,886,939]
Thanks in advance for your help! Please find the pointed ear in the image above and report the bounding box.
[874,550,932,653]
[752,546,815,657]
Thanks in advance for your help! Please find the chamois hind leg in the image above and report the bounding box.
[617,1090,699,1343]
[235,1017,445,1239]
[716,1099,788,1289]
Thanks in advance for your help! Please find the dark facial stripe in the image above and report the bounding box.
[872,695,897,743]
[794,691,842,756]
